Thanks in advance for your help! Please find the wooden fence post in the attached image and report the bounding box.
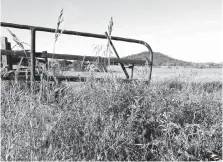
[1,37,12,71]
[42,51,48,69]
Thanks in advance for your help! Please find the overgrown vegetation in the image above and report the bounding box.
[1,77,222,161]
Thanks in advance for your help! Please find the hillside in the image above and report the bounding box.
[123,52,222,68]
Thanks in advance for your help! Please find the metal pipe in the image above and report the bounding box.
[105,32,129,79]
[1,22,153,81]
[30,28,36,83]
[131,64,134,79]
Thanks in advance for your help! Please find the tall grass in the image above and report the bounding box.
[1,77,222,161]
[1,29,29,82]
[53,9,64,54]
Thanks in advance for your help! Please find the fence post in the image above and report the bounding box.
[1,37,12,71]
[7,42,13,70]
[131,64,134,79]
[42,51,48,70]
[30,28,36,88]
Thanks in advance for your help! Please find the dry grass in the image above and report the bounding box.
[1,74,222,161]
[53,9,64,54]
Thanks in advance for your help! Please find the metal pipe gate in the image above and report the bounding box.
[1,22,153,82]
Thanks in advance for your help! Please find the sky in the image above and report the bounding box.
[1,0,222,63]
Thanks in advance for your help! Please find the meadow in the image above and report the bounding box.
[1,66,222,161]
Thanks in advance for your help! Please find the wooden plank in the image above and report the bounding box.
[1,74,144,84]
[1,37,12,71]
[1,49,147,65]
[1,37,7,68]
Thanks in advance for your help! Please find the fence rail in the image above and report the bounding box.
[0,49,148,65]
[2,74,144,83]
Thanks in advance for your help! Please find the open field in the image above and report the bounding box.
[61,66,222,82]
[149,67,222,82]
[1,67,222,161]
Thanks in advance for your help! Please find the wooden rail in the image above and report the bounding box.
[0,49,148,65]
[2,74,144,83]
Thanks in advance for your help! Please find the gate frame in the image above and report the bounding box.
[1,22,153,82]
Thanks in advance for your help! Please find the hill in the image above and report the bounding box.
[123,52,222,68]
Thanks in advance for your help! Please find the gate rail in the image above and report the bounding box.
[0,22,153,82]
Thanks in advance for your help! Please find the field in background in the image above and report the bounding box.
[146,67,222,82]
[62,66,222,82]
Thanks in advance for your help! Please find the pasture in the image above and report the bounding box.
[61,66,222,82]
[1,66,222,161]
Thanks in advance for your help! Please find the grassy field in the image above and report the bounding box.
[62,66,222,82]
[1,67,222,161]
